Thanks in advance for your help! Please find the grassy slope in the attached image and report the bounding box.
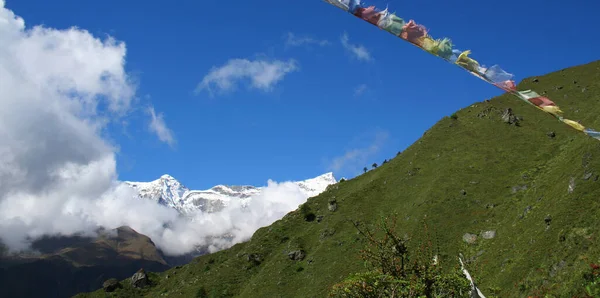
[76,60,600,298]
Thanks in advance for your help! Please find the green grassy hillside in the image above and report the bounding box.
[76,60,600,297]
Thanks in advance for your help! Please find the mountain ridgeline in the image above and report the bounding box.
[124,173,337,215]
[76,60,600,297]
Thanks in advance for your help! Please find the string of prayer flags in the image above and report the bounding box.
[322,0,600,141]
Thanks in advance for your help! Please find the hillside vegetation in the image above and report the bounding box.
[76,60,600,297]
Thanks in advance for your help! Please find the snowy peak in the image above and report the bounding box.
[295,172,337,196]
[124,172,337,215]
[160,174,177,181]
[124,174,190,208]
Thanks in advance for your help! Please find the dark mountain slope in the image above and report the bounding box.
[0,226,170,298]
[76,60,600,297]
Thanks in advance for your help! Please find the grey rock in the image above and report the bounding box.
[103,278,121,293]
[463,233,477,244]
[288,250,306,261]
[584,172,594,180]
[512,185,528,194]
[502,108,519,125]
[247,253,262,264]
[547,131,556,138]
[533,78,539,82]
[460,189,467,196]
[482,230,496,239]
[131,268,148,289]
[568,177,576,193]
[328,200,337,212]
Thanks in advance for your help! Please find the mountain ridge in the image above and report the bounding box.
[0,226,170,298]
[124,172,337,215]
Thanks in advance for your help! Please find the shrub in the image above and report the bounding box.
[329,215,471,297]
[300,203,316,222]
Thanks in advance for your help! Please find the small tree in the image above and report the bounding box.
[372,163,378,169]
[363,167,368,173]
[300,203,316,222]
[396,151,402,156]
[329,216,471,297]
[382,159,388,165]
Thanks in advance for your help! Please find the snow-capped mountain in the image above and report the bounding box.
[124,173,337,215]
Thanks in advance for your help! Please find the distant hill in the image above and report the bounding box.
[75,60,600,297]
[0,226,169,298]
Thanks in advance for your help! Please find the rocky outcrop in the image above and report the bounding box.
[131,268,148,288]
[481,231,496,240]
[102,278,121,292]
[288,250,306,261]
[501,108,520,126]
[328,199,337,212]
[463,233,477,244]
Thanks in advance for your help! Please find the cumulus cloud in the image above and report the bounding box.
[147,105,176,147]
[0,1,135,251]
[284,32,330,48]
[341,32,372,61]
[195,58,299,96]
[328,130,389,175]
[0,2,314,257]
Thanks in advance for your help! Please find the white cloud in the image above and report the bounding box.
[155,180,312,255]
[195,58,299,96]
[0,0,140,249]
[0,2,175,253]
[0,1,317,257]
[354,84,368,97]
[341,32,372,61]
[0,0,136,251]
[285,32,330,48]
[328,130,388,175]
[147,105,176,147]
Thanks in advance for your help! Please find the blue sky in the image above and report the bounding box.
[7,0,600,189]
